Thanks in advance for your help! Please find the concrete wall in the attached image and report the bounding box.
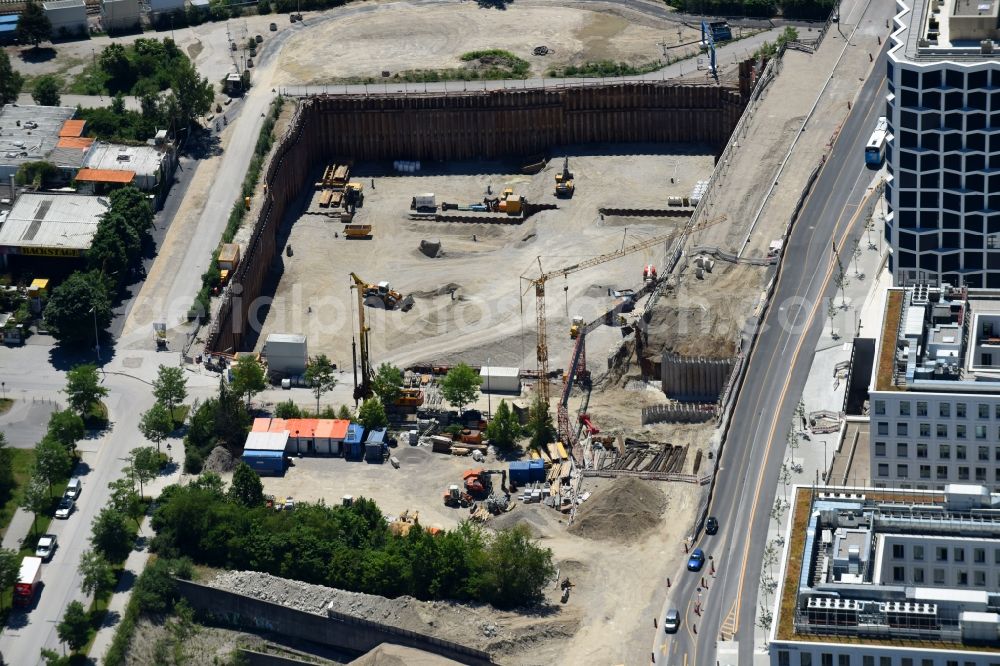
[174,579,494,666]
[206,82,749,355]
[661,353,735,402]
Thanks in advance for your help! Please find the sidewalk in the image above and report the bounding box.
[750,189,889,662]
[1,508,34,551]
[88,435,183,663]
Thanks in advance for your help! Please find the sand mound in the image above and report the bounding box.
[568,477,666,543]
[348,644,464,666]
[203,446,238,473]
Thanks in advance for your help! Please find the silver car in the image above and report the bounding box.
[35,534,57,561]
[664,609,681,634]
[55,497,74,519]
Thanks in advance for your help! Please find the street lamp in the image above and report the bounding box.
[486,357,491,418]
[89,306,101,364]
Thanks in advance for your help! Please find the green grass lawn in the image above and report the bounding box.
[85,401,109,430]
[0,398,13,416]
[0,449,36,539]
[171,405,190,430]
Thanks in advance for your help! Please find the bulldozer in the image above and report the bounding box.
[555,157,575,198]
[443,484,474,508]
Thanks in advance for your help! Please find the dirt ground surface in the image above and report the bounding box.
[126,617,271,665]
[275,1,700,83]
[251,148,714,374]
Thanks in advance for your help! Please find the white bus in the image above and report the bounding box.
[865,116,888,167]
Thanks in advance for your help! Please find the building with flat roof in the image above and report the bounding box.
[886,0,1000,287]
[99,0,139,32]
[250,418,352,455]
[42,0,88,38]
[0,105,77,182]
[769,485,1000,665]
[81,141,170,192]
[0,193,108,264]
[870,285,1000,491]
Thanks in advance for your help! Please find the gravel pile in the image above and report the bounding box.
[203,446,238,473]
[567,477,666,543]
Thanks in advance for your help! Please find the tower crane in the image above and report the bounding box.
[521,214,727,410]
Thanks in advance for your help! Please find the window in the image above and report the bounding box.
[839,657,850,666]
[779,653,790,666]
[934,568,946,584]
[959,571,969,585]
[936,425,947,438]
[802,655,812,666]
[893,544,905,559]
[897,464,909,478]
[955,547,966,562]
[875,442,886,457]
[898,442,910,457]
[880,659,891,666]
[958,402,968,418]
[897,423,908,436]
[941,444,951,459]
[976,425,988,439]
[995,549,1000,564]
[893,566,905,582]
[980,446,990,461]
[914,545,924,560]
[822,655,833,666]
[901,660,912,666]
[977,467,987,481]
[937,547,949,561]
[918,423,930,437]
[976,570,986,586]
[958,445,968,459]
[960,466,970,480]
[863,658,874,666]
[874,400,886,415]
[878,422,889,436]
[920,464,931,479]
[938,465,949,479]
[878,463,889,477]
[941,403,951,418]
[958,424,967,439]
[913,567,924,583]
[900,402,911,416]
[976,548,986,563]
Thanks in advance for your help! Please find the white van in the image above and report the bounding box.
[65,477,82,500]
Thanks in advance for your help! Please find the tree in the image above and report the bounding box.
[46,410,84,452]
[64,364,108,417]
[169,59,214,129]
[827,298,838,338]
[31,75,60,107]
[109,186,155,245]
[832,241,849,307]
[90,507,132,563]
[19,476,49,536]
[371,363,403,406]
[78,549,117,598]
[337,405,353,420]
[440,363,482,414]
[852,237,863,277]
[44,271,112,348]
[485,400,521,451]
[304,354,337,415]
[56,600,90,652]
[230,355,266,406]
[139,402,174,453]
[131,446,161,497]
[228,462,264,508]
[16,0,52,48]
[357,397,387,430]
[107,477,143,527]
[482,525,556,608]
[0,49,24,106]
[0,548,21,610]
[153,364,188,413]
[0,433,14,499]
[526,394,555,450]
[274,399,301,419]
[34,437,73,495]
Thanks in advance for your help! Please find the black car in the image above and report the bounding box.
[705,516,719,535]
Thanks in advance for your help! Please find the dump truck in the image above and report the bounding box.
[218,243,241,288]
[14,556,42,607]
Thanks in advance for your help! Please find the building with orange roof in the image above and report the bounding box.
[58,119,86,138]
[82,141,172,194]
[248,418,353,455]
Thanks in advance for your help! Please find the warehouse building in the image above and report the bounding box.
[769,485,1000,665]
[100,0,140,32]
[0,105,77,182]
[42,0,88,39]
[0,193,108,267]
[870,285,1000,492]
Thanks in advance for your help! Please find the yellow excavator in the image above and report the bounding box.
[555,157,575,198]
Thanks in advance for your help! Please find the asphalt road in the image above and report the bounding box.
[651,46,889,666]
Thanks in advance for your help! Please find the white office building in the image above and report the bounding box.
[769,486,1000,666]
[870,285,1000,492]
[886,0,1000,287]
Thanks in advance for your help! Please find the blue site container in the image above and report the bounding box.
[343,423,364,459]
[528,459,545,482]
[242,449,285,476]
[509,461,530,485]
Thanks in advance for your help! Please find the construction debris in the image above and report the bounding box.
[568,477,666,543]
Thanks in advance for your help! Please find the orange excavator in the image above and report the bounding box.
[463,468,508,497]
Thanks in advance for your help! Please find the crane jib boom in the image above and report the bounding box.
[527,215,727,407]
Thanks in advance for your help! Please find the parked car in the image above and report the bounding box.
[65,477,82,500]
[55,498,75,519]
[705,516,719,535]
[663,608,681,633]
[270,22,277,30]
[687,547,706,572]
[35,534,57,561]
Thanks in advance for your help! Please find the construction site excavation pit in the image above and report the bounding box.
[249,147,717,373]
